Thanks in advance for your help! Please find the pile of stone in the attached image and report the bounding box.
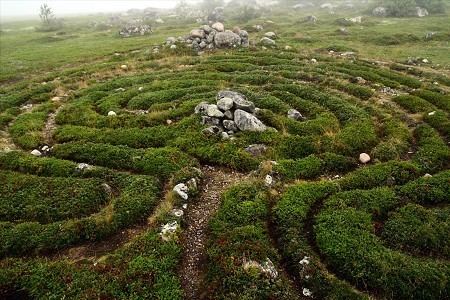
[166,22,249,51]
[119,22,152,37]
[195,90,267,139]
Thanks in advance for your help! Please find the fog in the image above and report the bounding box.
[0,1,200,20]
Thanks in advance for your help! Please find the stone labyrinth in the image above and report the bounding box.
[0,50,449,299]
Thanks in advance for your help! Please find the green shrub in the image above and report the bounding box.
[412,125,450,172]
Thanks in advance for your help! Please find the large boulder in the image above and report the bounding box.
[234,109,267,132]
[214,31,242,48]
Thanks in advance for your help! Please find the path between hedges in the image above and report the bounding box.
[180,165,249,300]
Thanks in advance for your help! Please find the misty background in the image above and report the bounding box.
[0,1,202,20]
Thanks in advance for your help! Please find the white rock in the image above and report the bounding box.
[76,163,92,171]
[182,203,188,209]
[221,132,229,140]
[160,221,179,241]
[30,149,42,157]
[422,58,429,63]
[41,145,49,151]
[120,64,128,70]
[138,87,144,91]
[173,183,189,200]
[107,111,117,116]
[171,209,184,217]
[303,288,312,297]
[359,153,371,164]
[170,44,177,50]
[424,173,433,178]
[311,58,317,63]
[428,111,436,116]
[51,96,61,101]
[284,45,292,50]
[299,256,310,265]
[166,119,173,125]
[265,175,274,187]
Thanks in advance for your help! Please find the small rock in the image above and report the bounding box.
[223,120,238,131]
[76,163,92,172]
[311,58,317,63]
[201,116,221,126]
[138,87,144,91]
[51,96,61,101]
[423,173,433,178]
[245,144,267,157]
[166,119,173,125]
[221,132,229,140]
[186,178,198,193]
[260,37,276,46]
[171,209,184,217]
[428,111,436,116]
[102,183,113,195]
[107,111,117,116]
[30,149,42,157]
[182,203,188,209]
[264,32,277,39]
[359,153,371,164]
[202,126,222,136]
[120,65,128,70]
[265,175,274,187]
[195,102,209,115]
[170,44,177,50]
[160,221,179,242]
[287,109,304,121]
[173,183,189,200]
[303,288,313,297]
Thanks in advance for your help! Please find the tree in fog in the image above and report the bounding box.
[39,3,54,25]
[201,0,225,13]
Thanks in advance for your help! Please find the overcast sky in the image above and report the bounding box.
[0,1,196,19]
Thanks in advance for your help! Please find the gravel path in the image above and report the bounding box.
[180,165,248,300]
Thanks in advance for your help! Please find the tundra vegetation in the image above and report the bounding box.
[0,0,449,299]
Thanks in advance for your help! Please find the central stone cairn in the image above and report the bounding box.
[195,91,267,139]
[166,22,249,52]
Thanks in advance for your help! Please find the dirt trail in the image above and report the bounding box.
[43,104,64,145]
[180,165,249,300]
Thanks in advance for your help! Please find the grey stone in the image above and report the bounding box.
[264,32,277,39]
[217,97,234,111]
[190,29,205,38]
[372,6,387,17]
[206,104,224,118]
[245,144,267,156]
[211,22,224,32]
[260,37,276,46]
[202,126,223,136]
[234,110,266,132]
[195,101,209,115]
[224,110,233,119]
[287,109,305,121]
[201,116,220,126]
[223,120,238,131]
[214,31,241,48]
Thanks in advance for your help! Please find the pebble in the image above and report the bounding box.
[359,153,371,164]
